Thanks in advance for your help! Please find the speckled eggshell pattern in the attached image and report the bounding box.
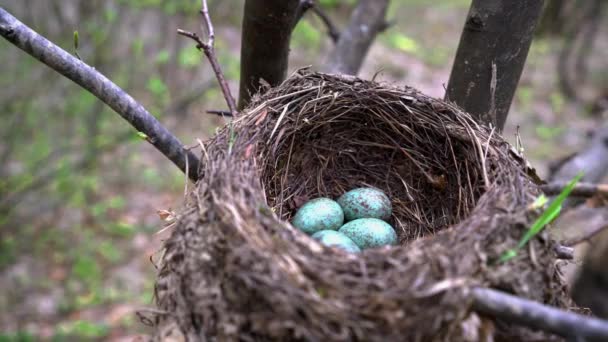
[338,218,397,249]
[311,230,361,253]
[337,187,392,221]
[292,198,344,235]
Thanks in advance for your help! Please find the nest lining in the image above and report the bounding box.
[152,70,570,341]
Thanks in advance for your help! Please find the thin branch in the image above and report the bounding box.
[178,0,237,116]
[541,181,608,198]
[471,287,608,340]
[0,7,201,181]
[206,109,233,117]
[293,0,314,27]
[293,0,340,43]
[311,6,340,43]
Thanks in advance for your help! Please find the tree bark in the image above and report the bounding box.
[445,0,544,131]
[323,0,389,75]
[238,0,299,109]
[0,7,201,181]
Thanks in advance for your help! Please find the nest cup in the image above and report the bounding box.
[152,70,570,341]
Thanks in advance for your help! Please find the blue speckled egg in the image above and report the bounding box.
[337,187,392,221]
[338,218,398,249]
[292,198,344,235]
[312,230,361,253]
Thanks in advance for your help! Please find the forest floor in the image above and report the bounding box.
[1,1,607,340]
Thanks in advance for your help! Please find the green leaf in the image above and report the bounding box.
[500,172,583,261]
[136,131,148,140]
[518,172,583,248]
[499,249,517,263]
[530,194,548,210]
[73,31,79,50]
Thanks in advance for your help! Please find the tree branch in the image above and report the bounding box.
[541,182,608,198]
[471,287,608,340]
[0,7,201,181]
[323,0,389,75]
[311,5,340,43]
[548,126,608,208]
[177,0,237,116]
[238,0,300,109]
[293,0,340,44]
[445,0,545,131]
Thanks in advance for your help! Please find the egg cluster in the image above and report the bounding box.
[292,188,397,253]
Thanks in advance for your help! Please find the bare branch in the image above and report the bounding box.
[323,0,390,75]
[471,287,608,340]
[178,0,237,116]
[0,7,201,181]
[542,182,608,198]
[206,109,233,117]
[548,126,608,208]
[311,6,340,43]
[293,1,340,43]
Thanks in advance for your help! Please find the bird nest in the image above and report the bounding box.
[151,70,570,341]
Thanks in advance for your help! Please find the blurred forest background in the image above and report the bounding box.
[0,0,606,340]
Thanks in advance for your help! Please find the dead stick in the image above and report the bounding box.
[0,7,201,181]
[541,182,608,198]
[178,0,237,117]
[471,287,608,340]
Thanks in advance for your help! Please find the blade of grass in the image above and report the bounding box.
[500,172,584,262]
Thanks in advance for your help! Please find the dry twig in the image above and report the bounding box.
[178,0,237,116]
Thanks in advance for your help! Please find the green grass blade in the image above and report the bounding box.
[500,172,583,262]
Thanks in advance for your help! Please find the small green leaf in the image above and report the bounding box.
[499,172,583,262]
[499,249,517,263]
[136,131,148,140]
[530,194,548,210]
[73,31,79,49]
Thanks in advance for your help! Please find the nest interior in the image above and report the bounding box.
[152,70,570,341]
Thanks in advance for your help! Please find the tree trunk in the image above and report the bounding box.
[445,0,544,131]
[238,0,299,109]
[323,0,389,75]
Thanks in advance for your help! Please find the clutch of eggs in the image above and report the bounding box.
[291,187,397,252]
